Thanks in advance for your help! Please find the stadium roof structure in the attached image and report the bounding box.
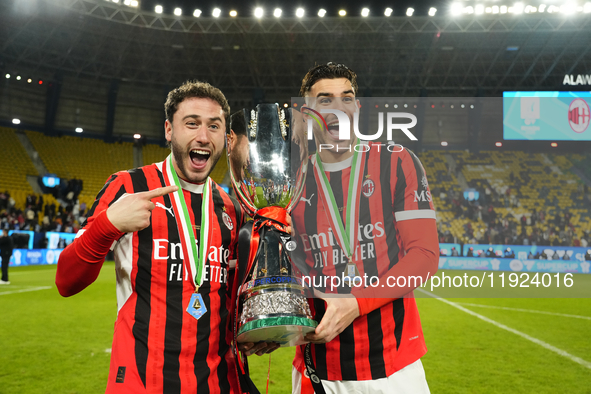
[2,0,591,99]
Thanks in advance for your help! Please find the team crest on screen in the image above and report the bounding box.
[568,98,590,133]
[362,179,375,197]
[222,212,234,230]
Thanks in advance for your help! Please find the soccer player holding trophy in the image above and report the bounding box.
[290,63,439,393]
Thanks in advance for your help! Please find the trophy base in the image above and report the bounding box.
[237,316,318,347]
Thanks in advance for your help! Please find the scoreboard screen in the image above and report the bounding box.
[503,91,591,140]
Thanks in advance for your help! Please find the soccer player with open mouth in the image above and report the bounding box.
[291,62,439,394]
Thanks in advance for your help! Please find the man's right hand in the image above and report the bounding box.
[106,185,178,233]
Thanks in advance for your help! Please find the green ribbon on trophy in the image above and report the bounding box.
[163,154,212,320]
[312,143,367,287]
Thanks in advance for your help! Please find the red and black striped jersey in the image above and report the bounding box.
[60,162,243,394]
[292,143,436,381]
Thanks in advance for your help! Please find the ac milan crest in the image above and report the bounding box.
[222,212,234,230]
[568,98,590,133]
[421,175,429,189]
[362,179,375,197]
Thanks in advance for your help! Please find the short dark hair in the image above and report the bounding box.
[164,80,231,124]
[299,62,358,97]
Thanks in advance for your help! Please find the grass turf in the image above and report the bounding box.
[1,263,590,393]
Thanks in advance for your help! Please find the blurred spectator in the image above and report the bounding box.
[0,228,14,284]
[0,191,9,211]
[504,248,515,258]
[562,252,570,260]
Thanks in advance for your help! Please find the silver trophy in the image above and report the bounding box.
[227,103,316,347]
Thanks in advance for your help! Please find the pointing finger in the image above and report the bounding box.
[142,185,179,200]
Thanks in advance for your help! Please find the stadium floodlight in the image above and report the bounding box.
[464,6,474,14]
[384,7,393,16]
[560,2,577,14]
[485,7,492,13]
[547,5,559,13]
[12,118,21,125]
[213,8,221,17]
[112,0,119,3]
[339,9,347,16]
[296,7,305,17]
[513,2,524,14]
[475,4,484,14]
[174,7,182,16]
[406,7,414,16]
[5,73,10,79]
[585,2,591,13]
[155,5,162,13]
[441,141,448,146]
[75,127,83,133]
[451,2,462,15]
[361,8,370,17]
[123,0,130,5]
[318,8,326,17]
[229,10,237,17]
[134,133,142,139]
[500,5,508,13]
[193,9,201,17]
[274,8,282,17]
[538,4,547,12]
[429,7,437,16]
[130,0,138,6]
[254,7,263,18]
[492,5,499,13]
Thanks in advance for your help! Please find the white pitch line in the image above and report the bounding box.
[0,286,52,296]
[9,267,57,275]
[456,302,591,321]
[417,288,591,370]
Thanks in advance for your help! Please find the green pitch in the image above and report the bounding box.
[1,263,590,393]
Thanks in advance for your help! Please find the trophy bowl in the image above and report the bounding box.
[227,103,316,347]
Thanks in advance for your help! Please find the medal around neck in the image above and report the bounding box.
[228,103,316,347]
[163,155,211,321]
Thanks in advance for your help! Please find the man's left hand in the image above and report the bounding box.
[237,341,280,356]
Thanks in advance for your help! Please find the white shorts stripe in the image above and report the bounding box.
[292,359,430,394]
